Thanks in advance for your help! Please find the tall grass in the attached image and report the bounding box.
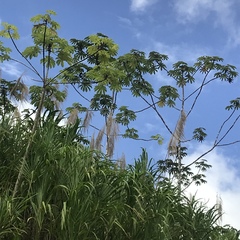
[0,111,238,239]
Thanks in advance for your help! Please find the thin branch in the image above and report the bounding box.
[88,124,157,142]
[184,145,215,169]
[185,77,217,101]
[71,83,90,102]
[214,109,235,145]
[184,113,240,170]
[217,140,240,146]
[51,50,100,82]
[134,104,153,113]
[215,114,240,146]
[133,66,173,135]
[187,71,210,117]
[10,58,40,76]
[8,31,42,80]
[181,167,202,192]
[138,93,173,135]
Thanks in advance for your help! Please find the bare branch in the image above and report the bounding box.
[185,77,217,101]
[187,71,210,117]
[216,114,240,146]
[8,31,42,80]
[214,109,235,145]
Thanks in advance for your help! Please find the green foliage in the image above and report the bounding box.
[193,127,207,142]
[0,117,231,239]
[168,61,195,87]
[226,98,240,110]
[90,93,117,116]
[0,22,19,39]
[0,78,28,117]
[151,134,164,145]
[0,10,239,239]
[21,10,74,68]
[0,41,11,62]
[123,128,139,139]
[115,106,136,126]
[158,85,179,107]
[22,46,41,59]
[29,84,67,110]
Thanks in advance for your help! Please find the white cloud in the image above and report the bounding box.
[1,61,33,86]
[153,41,210,63]
[130,0,158,12]
[173,0,240,46]
[118,16,133,27]
[1,62,23,78]
[185,144,240,229]
[174,0,215,23]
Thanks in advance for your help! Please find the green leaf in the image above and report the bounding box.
[225,98,240,110]
[22,46,41,59]
[151,134,164,145]
[94,84,107,94]
[115,106,136,126]
[0,22,19,39]
[0,41,11,62]
[193,127,207,142]
[158,85,179,107]
[122,128,139,139]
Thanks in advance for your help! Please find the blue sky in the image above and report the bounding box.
[1,0,240,229]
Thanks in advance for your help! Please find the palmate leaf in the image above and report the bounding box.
[94,84,107,94]
[151,134,164,145]
[86,34,119,63]
[22,46,41,59]
[168,61,196,87]
[158,85,179,107]
[0,22,20,39]
[0,41,11,62]
[90,94,116,116]
[214,64,238,83]
[78,78,92,92]
[130,79,154,97]
[55,39,74,66]
[148,51,168,72]
[56,50,73,67]
[193,127,207,142]
[40,56,56,68]
[30,10,57,26]
[194,56,224,73]
[122,128,139,139]
[225,98,240,110]
[115,106,136,126]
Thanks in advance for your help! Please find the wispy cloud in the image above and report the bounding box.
[118,16,133,27]
[173,0,240,46]
[1,61,33,86]
[130,0,158,12]
[1,62,23,78]
[118,16,142,39]
[174,0,215,23]
[153,41,210,63]
[185,143,240,229]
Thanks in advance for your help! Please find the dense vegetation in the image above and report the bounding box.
[0,10,240,239]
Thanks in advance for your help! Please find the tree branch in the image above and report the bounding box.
[8,31,42,80]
